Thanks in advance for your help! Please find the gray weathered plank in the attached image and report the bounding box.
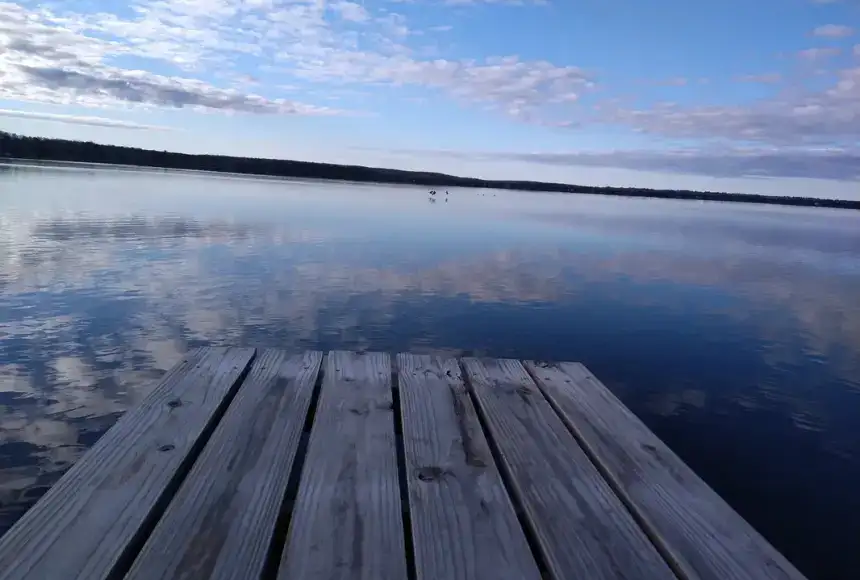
[462,357,676,580]
[278,351,407,580]
[397,354,541,580]
[524,361,807,580]
[0,347,256,580]
[125,349,323,580]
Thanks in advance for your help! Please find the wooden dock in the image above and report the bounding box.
[0,348,806,580]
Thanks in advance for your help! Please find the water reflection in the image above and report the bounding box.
[31,216,259,242]
[0,165,859,578]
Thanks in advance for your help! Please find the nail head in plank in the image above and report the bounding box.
[397,354,542,580]
[278,351,407,580]
[525,361,807,580]
[462,357,676,580]
[0,347,256,580]
[124,350,323,580]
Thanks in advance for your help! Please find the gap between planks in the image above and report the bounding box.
[276,351,408,580]
[0,347,258,580]
[397,354,542,580]
[460,357,676,580]
[123,350,324,580]
[522,361,808,580]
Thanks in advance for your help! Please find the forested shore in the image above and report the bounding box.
[2,131,856,210]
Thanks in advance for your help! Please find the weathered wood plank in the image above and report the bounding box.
[462,357,676,580]
[124,349,323,580]
[278,351,407,580]
[524,361,807,580]
[397,354,541,580]
[0,347,256,580]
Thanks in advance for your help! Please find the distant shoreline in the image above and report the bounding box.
[2,131,857,210]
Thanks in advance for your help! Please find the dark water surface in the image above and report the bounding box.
[1,162,859,578]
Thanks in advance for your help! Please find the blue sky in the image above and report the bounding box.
[0,0,859,197]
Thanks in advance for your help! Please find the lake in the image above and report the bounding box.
[1,161,858,578]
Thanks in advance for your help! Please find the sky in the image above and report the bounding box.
[0,0,859,198]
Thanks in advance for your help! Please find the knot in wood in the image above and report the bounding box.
[416,466,444,482]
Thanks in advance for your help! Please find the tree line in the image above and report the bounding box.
[1,130,857,210]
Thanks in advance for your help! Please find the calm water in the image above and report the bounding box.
[1,162,859,578]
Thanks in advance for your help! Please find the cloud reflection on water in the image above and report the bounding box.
[0,179,859,578]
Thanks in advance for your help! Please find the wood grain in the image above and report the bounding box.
[462,357,676,580]
[0,347,256,580]
[277,351,407,580]
[124,349,323,580]
[397,354,541,580]
[524,361,808,580]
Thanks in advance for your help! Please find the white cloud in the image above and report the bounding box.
[280,51,591,117]
[0,1,342,115]
[330,1,370,22]
[0,108,170,129]
[0,0,590,122]
[660,77,688,86]
[812,24,854,38]
[494,146,860,181]
[798,47,842,60]
[386,145,860,181]
[4,0,853,174]
[443,0,547,5]
[599,66,860,146]
[375,11,412,37]
[15,65,340,115]
[736,73,782,83]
